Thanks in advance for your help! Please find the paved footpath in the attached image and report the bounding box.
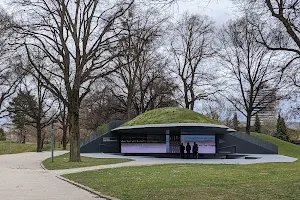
[51,152,297,176]
[0,151,104,200]
[52,160,162,176]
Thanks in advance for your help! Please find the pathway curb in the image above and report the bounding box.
[56,175,121,200]
[40,160,121,200]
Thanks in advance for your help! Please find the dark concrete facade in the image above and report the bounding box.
[80,122,278,157]
[218,132,278,155]
[80,120,126,153]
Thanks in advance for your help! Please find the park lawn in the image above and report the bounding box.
[63,133,300,200]
[0,141,69,155]
[43,153,133,170]
[0,141,37,155]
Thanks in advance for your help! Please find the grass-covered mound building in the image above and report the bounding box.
[80,107,278,157]
[121,107,221,126]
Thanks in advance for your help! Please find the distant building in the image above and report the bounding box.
[251,84,278,125]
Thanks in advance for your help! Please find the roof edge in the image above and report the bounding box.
[112,123,230,132]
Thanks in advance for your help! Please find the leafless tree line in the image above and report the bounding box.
[1,0,300,160]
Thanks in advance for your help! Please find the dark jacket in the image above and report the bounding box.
[180,145,185,152]
[186,144,191,152]
[193,144,198,152]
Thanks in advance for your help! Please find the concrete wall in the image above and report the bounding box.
[81,123,278,155]
[218,132,278,154]
[80,133,121,153]
[80,120,126,153]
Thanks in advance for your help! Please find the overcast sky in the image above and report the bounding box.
[169,0,236,26]
[1,0,237,26]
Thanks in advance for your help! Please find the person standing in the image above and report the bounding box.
[186,142,191,159]
[193,142,198,159]
[180,143,185,158]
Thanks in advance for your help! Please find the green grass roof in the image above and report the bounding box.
[122,107,221,127]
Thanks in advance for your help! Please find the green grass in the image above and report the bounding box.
[251,132,300,158]
[43,153,133,170]
[0,141,37,155]
[0,141,69,155]
[122,107,221,126]
[96,123,109,132]
[63,133,300,200]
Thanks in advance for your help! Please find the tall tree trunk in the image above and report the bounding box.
[41,132,45,150]
[19,128,23,143]
[69,89,81,162]
[61,105,68,150]
[190,89,195,110]
[183,82,190,109]
[190,102,194,110]
[246,112,251,134]
[184,94,189,109]
[127,89,133,120]
[41,139,44,150]
[126,101,132,120]
[36,122,43,152]
[62,124,68,150]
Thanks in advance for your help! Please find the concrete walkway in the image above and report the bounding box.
[51,153,298,176]
[81,153,297,165]
[52,160,162,175]
[0,151,104,200]
[2,151,296,200]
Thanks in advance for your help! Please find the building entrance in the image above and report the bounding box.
[169,134,180,153]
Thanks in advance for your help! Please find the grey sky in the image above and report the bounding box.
[169,0,236,26]
[1,0,236,26]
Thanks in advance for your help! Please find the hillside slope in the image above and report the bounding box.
[251,132,300,159]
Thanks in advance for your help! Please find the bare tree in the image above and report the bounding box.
[109,7,168,119]
[80,85,128,131]
[200,99,236,126]
[201,100,222,121]
[170,13,217,110]
[57,101,68,150]
[0,8,22,120]
[80,69,178,131]
[8,74,56,152]
[241,0,300,88]
[244,0,300,55]
[14,0,134,161]
[218,17,282,134]
[133,55,178,114]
